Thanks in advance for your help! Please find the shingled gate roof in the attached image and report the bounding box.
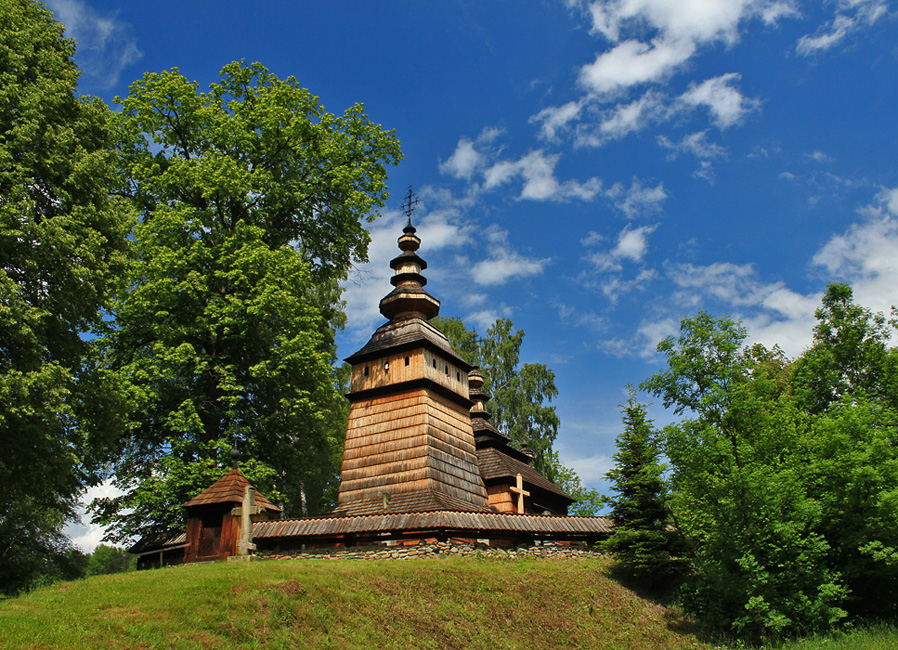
[182,468,281,511]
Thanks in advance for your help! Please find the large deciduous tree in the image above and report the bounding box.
[95,62,401,541]
[642,292,898,639]
[0,0,131,594]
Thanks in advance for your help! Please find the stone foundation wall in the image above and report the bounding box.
[256,540,605,561]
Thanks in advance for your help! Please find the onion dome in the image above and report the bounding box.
[379,222,441,321]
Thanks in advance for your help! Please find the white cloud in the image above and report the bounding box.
[600,268,660,303]
[64,480,126,552]
[796,0,889,56]
[580,230,604,246]
[812,187,898,316]
[465,305,515,332]
[439,128,503,179]
[579,0,799,81]
[439,138,481,179]
[471,228,551,286]
[580,90,667,146]
[804,150,835,164]
[537,1,799,147]
[692,160,717,183]
[666,261,822,356]
[596,187,898,361]
[483,150,603,201]
[599,316,680,359]
[658,130,727,159]
[583,224,659,301]
[48,0,142,89]
[532,101,584,141]
[579,38,696,96]
[679,73,761,128]
[604,178,667,218]
[564,452,614,484]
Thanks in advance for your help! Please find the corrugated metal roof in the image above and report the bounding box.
[477,447,573,502]
[252,510,612,539]
[182,469,281,511]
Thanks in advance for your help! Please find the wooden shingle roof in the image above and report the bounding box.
[252,510,612,539]
[477,447,574,502]
[182,468,281,511]
[345,315,472,370]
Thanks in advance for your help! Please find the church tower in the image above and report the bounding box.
[333,197,490,515]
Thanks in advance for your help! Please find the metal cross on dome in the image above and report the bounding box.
[401,186,419,227]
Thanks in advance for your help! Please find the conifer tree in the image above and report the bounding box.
[603,390,681,582]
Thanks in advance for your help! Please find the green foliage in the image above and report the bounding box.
[0,498,88,597]
[603,391,684,582]
[96,61,400,541]
[642,290,898,640]
[86,545,135,577]
[432,316,561,479]
[0,0,131,595]
[792,283,897,413]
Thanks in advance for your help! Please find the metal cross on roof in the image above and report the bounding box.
[401,186,419,227]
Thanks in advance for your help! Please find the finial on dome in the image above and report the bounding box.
[378,186,441,321]
[401,185,419,231]
[230,447,241,470]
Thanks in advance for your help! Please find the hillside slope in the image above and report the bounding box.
[0,556,711,650]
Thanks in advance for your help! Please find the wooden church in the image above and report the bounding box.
[131,208,610,567]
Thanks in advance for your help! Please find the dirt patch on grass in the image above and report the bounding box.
[267,581,304,595]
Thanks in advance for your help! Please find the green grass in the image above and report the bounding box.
[771,623,898,650]
[0,557,895,650]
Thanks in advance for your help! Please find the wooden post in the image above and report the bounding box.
[509,473,530,514]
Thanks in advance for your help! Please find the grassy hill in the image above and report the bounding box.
[0,556,895,649]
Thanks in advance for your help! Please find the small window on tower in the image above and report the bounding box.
[432,359,436,369]
[364,366,369,377]
[445,365,449,376]
[456,372,460,381]
[384,362,390,372]
[405,357,410,366]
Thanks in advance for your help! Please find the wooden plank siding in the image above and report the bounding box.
[487,485,516,514]
[218,513,239,561]
[335,383,489,514]
[350,351,425,395]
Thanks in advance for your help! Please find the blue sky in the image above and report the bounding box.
[49,1,898,548]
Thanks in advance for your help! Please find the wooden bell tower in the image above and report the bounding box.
[333,191,490,515]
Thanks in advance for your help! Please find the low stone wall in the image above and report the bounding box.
[256,540,605,561]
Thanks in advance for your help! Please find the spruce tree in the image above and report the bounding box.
[603,390,681,583]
